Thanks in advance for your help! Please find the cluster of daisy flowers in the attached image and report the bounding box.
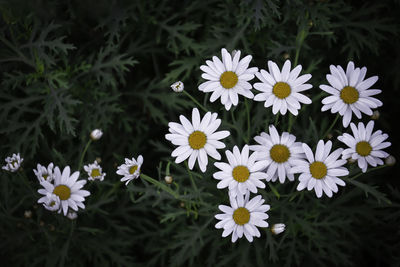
[2,129,145,219]
[166,48,393,242]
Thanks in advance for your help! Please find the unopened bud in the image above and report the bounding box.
[283,52,290,59]
[171,81,184,92]
[24,210,32,219]
[164,175,173,184]
[371,110,380,120]
[90,129,103,141]
[347,158,356,164]
[385,155,396,166]
[271,223,286,235]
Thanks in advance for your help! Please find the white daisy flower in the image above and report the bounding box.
[253,60,312,116]
[271,223,286,235]
[90,129,103,140]
[290,140,349,198]
[38,193,61,212]
[249,125,305,183]
[213,145,268,197]
[338,121,391,173]
[171,81,184,92]
[38,166,90,215]
[198,48,258,110]
[215,193,270,243]
[84,160,106,181]
[165,108,230,172]
[320,61,382,127]
[2,153,23,172]
[33,163,55,183]
[116,155,143,185]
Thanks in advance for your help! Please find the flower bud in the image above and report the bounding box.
[171,81,184,92]
[90,129,103,140]
[271,223,285,235]
[371,110,380,120]
[385,155,396,166]
[164,175,173,184]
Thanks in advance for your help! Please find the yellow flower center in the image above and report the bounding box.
[273,82,291,99]
[340,86,359,104]
[233,207,250,225]
[129,165,138,174]
[11,160,18,166]
[91,168,101,177]
[232,165,250,183]
[43,174,49,180]
[50,201,56,207]
[309,161,327,179]
[188,131,207,149]
[356,141,372,156]
[270,144,290,163]
[220,71,238,89]
[53,185,71,201]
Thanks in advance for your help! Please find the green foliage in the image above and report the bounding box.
[0,0,399,266]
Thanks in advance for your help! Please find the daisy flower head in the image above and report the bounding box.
[171,81,184,92]
[33,163,55,183]
[165,108,230,172]
[215,192,270,243]
[290,140,349,198]
[253,60,312,116]
[38,193,61,212]
[198,48,258,110]
[320,61,382,127]
[84,160,106,181]
[338,121,391,173]
[2,153,23,172]
[116,155,143,185]
[249,125,305,183]
[38,166,90,215]
[213,145,268,198]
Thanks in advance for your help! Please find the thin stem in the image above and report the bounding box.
[274,113,280,126]
[182,90,208,113]
[78,139,92,171]
[349,164,388,180]
[322,113,340,140]
[244,98,251,142]
[140,173,180,199]
[287,113,294,133]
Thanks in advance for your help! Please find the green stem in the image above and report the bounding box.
[140,173,180,199]
[78,139,92,171]
[182,90,208,113]
[274,113,280,127]
[287,113,294,133]
[349,164,388,180]
[322,113,340,140]
[244,98,251,142]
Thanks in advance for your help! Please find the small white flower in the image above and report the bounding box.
[38,193,61,212]
[213,145,268,198]
[320,61,382,127]
[165,108,230,172]
[290,140,349,198]
[2,153,23,172]
[198,48,258,110]
[249,125,305,183]
[253,60,312,116]
[90,129,103,140]
[116,155,143,185]
[67,211,78,220]
[84,161,106,181]
[271,223,286,235]
[38,166,90,215]
[33,163,55,183]
[171,81,184,92]
[215,193,270,243]
[338,121,391,173]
